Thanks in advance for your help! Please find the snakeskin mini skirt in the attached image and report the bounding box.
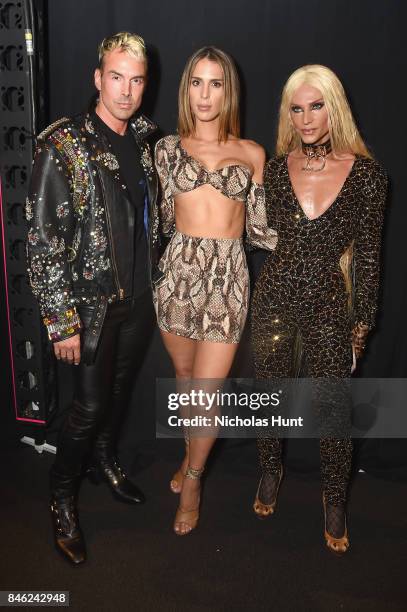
[153,230,249,343]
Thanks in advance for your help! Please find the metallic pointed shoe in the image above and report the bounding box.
[87,457,145,504]
[253,467,283,518]
[50,497,86,565]
[322,494,350,555]
[174,466,204,536]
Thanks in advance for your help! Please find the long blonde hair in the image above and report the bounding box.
[276,64,371,158]
[177,46,240,142]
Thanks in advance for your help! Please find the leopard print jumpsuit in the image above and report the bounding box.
[251,155,387,504]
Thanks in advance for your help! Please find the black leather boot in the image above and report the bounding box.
[87,456,145,504]
[50,496,86,565]
[50,460,87,565]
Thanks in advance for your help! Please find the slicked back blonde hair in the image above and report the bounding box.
[276,64,371,158]
[178,46,240,142]
[98,32,147,69]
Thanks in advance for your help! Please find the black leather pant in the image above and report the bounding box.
[50,290,155,499]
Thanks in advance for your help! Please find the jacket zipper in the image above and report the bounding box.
[97,168,124,300]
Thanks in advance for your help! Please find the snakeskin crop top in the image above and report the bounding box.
[154,134,277,250]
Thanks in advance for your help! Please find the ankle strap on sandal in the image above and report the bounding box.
[185,466,204,480]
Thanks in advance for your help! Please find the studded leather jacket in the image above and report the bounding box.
[26,109,159,346]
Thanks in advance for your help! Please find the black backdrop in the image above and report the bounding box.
[46,0,407,377]
[1,0,407,471]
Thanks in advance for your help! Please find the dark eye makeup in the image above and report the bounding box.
[290,101,325,113]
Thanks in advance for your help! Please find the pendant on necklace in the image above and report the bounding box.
[301,140,332,172]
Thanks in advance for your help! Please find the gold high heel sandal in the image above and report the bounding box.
[322,493,349,555]
[174,466,204,536]
[170,439,189,494]
[253,467,283,518]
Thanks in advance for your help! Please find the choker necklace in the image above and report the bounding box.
[301,139,332,172]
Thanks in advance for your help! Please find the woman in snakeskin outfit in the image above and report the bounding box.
[251,65,387,554]
[154,47,277,535]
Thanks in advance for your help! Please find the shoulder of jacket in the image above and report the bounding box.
[36,117,72,143]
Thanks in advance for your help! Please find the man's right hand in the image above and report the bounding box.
[53,334,81,365]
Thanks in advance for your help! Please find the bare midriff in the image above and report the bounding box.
[174,185,246,239]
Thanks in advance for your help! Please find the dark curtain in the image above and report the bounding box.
[2,0,406,472]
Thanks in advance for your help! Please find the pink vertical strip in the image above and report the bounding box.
[0,177,46,424]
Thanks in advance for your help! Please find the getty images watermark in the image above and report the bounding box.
[156,378,407,439]
[166,388,304,429]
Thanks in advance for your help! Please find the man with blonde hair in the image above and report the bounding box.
[26,32,159,564]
